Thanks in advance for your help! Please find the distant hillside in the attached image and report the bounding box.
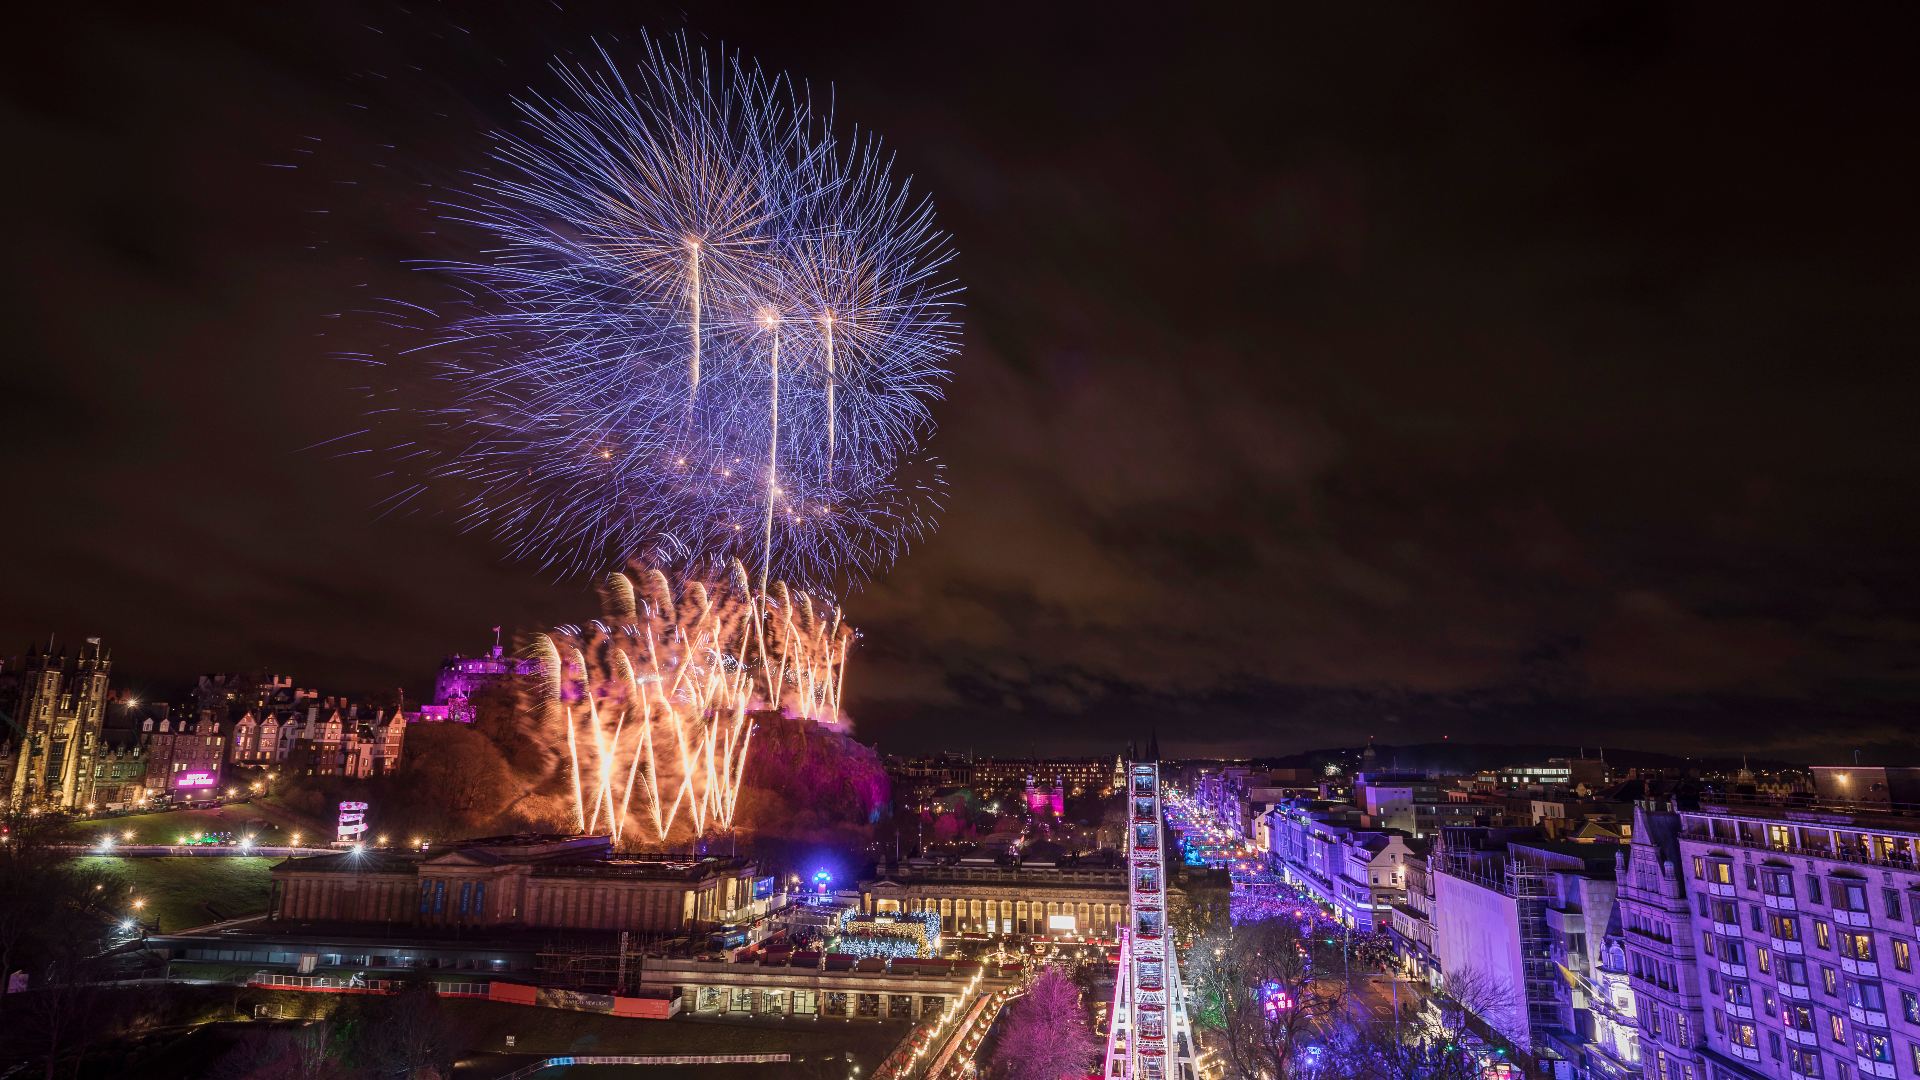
[1235,742,1799,776]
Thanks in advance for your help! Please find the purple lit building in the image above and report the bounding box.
[427,631,538,722]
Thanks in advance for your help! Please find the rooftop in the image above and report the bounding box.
[1695,790,1920,829]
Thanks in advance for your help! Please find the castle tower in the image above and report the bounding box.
[5,637,112,812]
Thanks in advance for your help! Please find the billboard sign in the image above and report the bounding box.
[1047,914,1078,933]
[174,771,218,789]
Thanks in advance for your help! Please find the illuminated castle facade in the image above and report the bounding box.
[2,638,112,812]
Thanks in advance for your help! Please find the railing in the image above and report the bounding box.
[1698,789,1920,824]
[1676,828,1918,872]
[497,1053,793,1080]
[249,972,492,996]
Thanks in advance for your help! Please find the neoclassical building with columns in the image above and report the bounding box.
[859,860,1131,940]
[270,835,760,935]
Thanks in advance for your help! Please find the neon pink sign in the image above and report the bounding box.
[174,771,218,788]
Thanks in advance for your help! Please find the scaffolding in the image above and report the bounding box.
[1506,852,1561,1035]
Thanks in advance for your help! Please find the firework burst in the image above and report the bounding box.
[538,559,853,845]
[406,33,960,590]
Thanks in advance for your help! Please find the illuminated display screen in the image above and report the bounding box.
[174,771,218,788]
[1047,914,1078,932]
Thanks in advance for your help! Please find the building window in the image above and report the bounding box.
[1831,1011,1847,1043]
[1903,989,1920,1025]
[1817,920,1833,949]
[1842,933,1876,962]
[1823,966,1840,996]
[1887,889,1903,920]
[1851,979,1887,1015]
[1896,939,1912,972]
[1857,1031,1893,1065]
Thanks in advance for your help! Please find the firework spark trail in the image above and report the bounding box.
[387,32,960,590]
[538,559,854,845]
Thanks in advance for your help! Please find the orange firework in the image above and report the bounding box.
[536,558,853,845]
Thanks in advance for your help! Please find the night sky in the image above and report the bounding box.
[7,4,1920,761]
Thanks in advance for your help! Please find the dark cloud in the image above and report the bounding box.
[5,3,1919,762]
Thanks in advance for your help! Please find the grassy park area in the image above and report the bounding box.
[58,802,315,847]
[69,854,277,931]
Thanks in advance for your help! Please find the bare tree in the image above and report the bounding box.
[338,979,467,1079]
[21,868,113,1080]
[208,1022,343,1080]
[1186,916,1350,1080]
[1316,967,1524,1080]
[0,815,69,1019]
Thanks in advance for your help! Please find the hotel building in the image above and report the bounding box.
[1655,791,1920,1080]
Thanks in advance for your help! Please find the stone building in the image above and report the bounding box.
[139,708,228,798]
[859,859,1130,939]
[1617,803,1714,1080]
[1666,789,1920,1079]
[230,701,406,779]
[271,835,757,935]
[87,744,149,810]
[3,638,111,811]
[1430,827,1628,1070]
[426,633,539,722]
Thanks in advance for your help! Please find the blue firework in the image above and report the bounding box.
[409,33,959,590]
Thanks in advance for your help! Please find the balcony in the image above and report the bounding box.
[1785,1026,1820,1047]
[1764,893,1799,913]
[1770,935,1805,956]
[1718,960,1748,979]
[1834,908,1873,929]
[1781,981,1812,1001]
[1705,880,1738,898]
[1855,1058,1896,1079]
[1725,1042,1761,1063]
[1841,956,1880,978]
[1545,907,1586,934]
[1725,1000,1754,1020]
[1680,809,1920,873]
[1711,917,1743,936]
[1626,924,1674,946]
